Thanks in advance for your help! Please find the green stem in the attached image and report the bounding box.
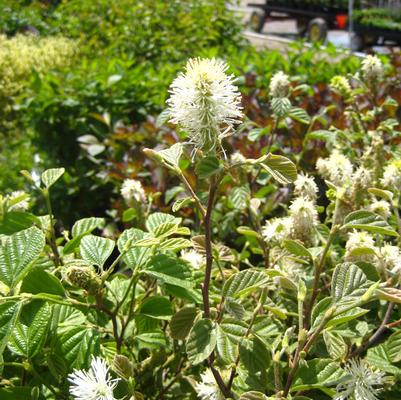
[43,188,61,267]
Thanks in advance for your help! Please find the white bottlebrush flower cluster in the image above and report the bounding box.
[230,150,246,165]
[368,200,391,220]
[381,160,401,190]
[335,359,386,400]
[361,55,383,81]
[68,357,119,400]
[316,149,354,187]
[167,58,243,155]
[121,179,146,205]
[330,75,352,98]
[262,174,319,246]
[294,173,318,201]
[195,369,226,400]
[345,230,375,262]
[181,249,205,269]
[378,244,401,273]
[269,71,290,98]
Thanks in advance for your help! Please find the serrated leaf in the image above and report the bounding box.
[0,212,41,235]
[54,326,100,369]
[139,296,173,320]
[304,130,335,144]
[71,217,105,238]
[0,301,22,355]
[223,270,269,298]
[230,185,250,210]
[80,235,115,268]
[386,330,401,363]
[146,213,181,234]
[331,263,368,302]
[323,331,347,360]
[283,240,313,259]
[216,325,238,364]
[342,210,398,237]
[219,318,248,344]
[186,319,217,364]
[293,359,344,392]
[195,156,222,179]
[289,107,311,124]
[159,238,192,252]
[239,336,270,372]
[118,228,152,268]
[225,298,246,320]
[271,97,291,117]
[170,307,197,340]
[150,143,183,170]
[8,301,51,358]
[146,254,193,288]
[0,226,45,288]
[368,188,393,202]
[135,331,166,349]
[172,197,194,212]
[262,154,297,184]
[366,344,401,375]
[20,268,65,296]
[41,168,65,188]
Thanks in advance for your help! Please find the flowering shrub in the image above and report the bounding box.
[1,53,401,400]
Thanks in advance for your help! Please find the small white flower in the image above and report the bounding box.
[8,190,29,211]
[330,75,352,98]
[378,244,401,273]
[230,151,246,165]
[262,217,291,243]
[269,71,290,98]
[335,359,386,400]
[368,200,391,220]
[361,55,383,81]
[195,369,226,400]
[121,179,146,204]
[181,249,205,269]
[381,160,401,190]
[316,150,353,187]
[167,58,242,155]
[68,357,119,400]
[352,167,372,190]
[289,197,319,244]
[294,173,318,201]
[345,231,375,262]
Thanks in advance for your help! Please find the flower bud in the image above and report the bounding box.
[65,263,101,294]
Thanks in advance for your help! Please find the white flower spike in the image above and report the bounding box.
[167,58,242,155]
[121,179,146,204]
[68,357,119,400]
[270,71,290,98]
[335,359,386,400]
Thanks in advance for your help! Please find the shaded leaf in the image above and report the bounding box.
[186,319,217,365]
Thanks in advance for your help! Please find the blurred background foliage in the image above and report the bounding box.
[0,0,400,226]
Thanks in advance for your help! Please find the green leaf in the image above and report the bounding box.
[8,301,51,358]
[146,254,193,289]
[219,318,248,345]
[366,344,401,375]
[122,208,137,222]
[156,109,171,128]
[146,143,183,170]
[216,325,238,364]
[225,298,246,320]
[283,240,313,260]
[0,387,33,400]
[376,287,401,304]
[41,168,65,188]
[139,296,173,320]
[80,235,115,268]
[159,238,192,252]
[20,268,65,296]
[195,156,222,179]
[71,217,105,238]
[304,130,335,144]
[146,213,181,234]
[0,227,45,288]
[230,185,250,210]
[0,212,40,235]
[271,97,291,117]
[293,359,344,392]
[368,188,393,202]
[323,330,347,360]
[0,301,22,355]
[386,330,401,363]
[342,210,398,237]
[223,270,269,298]
[331,263,368,302]
[289,107,311,124]
[172,197,194,212]
[170,307,197,340]
[118,228,152,268]
[135,331,166,349]
[262,154,297,184]
[54,326,100,369]
[186,319,217,364]
[239,335,271,372]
